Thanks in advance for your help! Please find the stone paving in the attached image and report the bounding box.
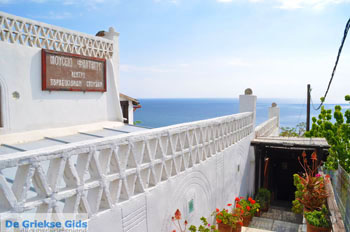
[248,206,303,232]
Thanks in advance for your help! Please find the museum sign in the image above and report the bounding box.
[42,49,107,92]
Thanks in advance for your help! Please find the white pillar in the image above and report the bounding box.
[239,88,257,126]
[128,100,134,125]
[268,102,280,127]
[102,27,124,122]
[103,27,120,87]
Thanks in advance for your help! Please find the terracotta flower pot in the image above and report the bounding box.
[233,222,242,232]
[218,223,232,232]
[306,222,331,232]
[242,215,252,226]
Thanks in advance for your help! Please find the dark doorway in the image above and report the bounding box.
[120,101,129,124]
[267,148,304,205]
[252,139,329,208]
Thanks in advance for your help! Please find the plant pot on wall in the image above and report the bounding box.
[218,223,232,232]
[306,222,331,232]
[233,223,242,232]
[242,215,252,227]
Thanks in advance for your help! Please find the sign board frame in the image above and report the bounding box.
[42,49,107,92]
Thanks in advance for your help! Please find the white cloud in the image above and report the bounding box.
[120,64,171,73]
[29,11,72,20]
[154,0,179,4]
[276,0,350,10]
[0,0,113,9]
[215,0,350,10]
[226,58,250,67]
[0,0,13,3]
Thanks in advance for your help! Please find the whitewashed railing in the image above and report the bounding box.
[0,11,113,59]
[0,112,253,219]
[255,116,278,137]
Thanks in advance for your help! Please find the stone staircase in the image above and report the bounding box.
[242,226,273,232]
[246,206,303,232]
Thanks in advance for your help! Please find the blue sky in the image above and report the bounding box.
[1,0,350,103]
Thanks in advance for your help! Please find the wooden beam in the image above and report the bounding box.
[324,173,345,232]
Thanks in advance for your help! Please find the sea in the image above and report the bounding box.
[134,98,350,129]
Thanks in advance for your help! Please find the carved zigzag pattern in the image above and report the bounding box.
[0,113,253,220]
[0,12,113,59]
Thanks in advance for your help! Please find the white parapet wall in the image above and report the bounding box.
[0,112,255,232]
[0,12,123,134]
[255,116,279,137]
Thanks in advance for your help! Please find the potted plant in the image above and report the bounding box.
[250,199,260,217]
[304,205,331,232]
[213,204,243,232]
[171,209,189,232]
[188,217,219,232]
[255,188,271,212]
[292,151,329,213]
[234,197,258,226]
[231,207,244,232]
[172,210,219,232]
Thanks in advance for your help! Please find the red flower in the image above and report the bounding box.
[216,208,220,212]
[246,206,251,211]
[251,200,256,204]
[238,221,243,226]
[217,219,222,223]
[172,230,176,232]
[225,209,228,212]
[325,174,330,179]
[227,203,232,207]
[241,209,244,214]
[236,204,241,208]
[302,151,306,158]
[184,220,188,225]
[311,152,317,161]
[175,209,181,220]
[235,197,240,202]
[248,197,253,202]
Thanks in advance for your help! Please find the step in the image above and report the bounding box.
[242,226,273,232]
[249,217,302,232]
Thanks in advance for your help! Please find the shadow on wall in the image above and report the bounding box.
[238,139,255,198]
[0,73,10,132]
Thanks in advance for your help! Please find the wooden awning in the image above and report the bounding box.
[119,93,140,106]
[251,136,330,149]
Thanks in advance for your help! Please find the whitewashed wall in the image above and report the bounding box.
[0,112,255,232]
[0,12,123,134]
[88,133,255,232]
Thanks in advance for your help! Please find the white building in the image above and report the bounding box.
[0,11,280,232]
[119,93,141,125]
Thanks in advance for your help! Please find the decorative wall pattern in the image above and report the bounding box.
[0,112,253,221]
[0,12,113,59]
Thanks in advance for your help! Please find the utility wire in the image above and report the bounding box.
[312,17,350,111]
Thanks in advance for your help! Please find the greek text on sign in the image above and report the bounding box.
[42,49,107,92]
